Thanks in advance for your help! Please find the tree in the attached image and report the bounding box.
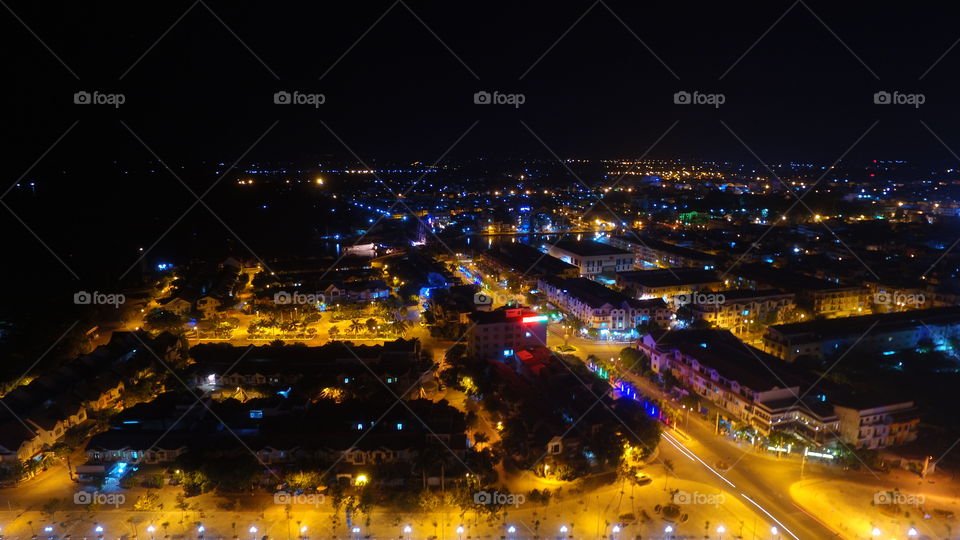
[328,325,340,340]
[389,318,411,336]
[144,309,185,333]
[365,318,378,334]
[619,347,650,373]
[348,320,364,334]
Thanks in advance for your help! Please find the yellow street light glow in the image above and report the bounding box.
[354,474,368,486]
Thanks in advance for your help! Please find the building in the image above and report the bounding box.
[466,307,548,359]
[0,331,180,463]
[616,268,722,300]
[606,235,717,269]
[547,240,633,276]
[640,330,813,430]
[639,330,920,449]
[479,243,579,285]
[538,277,671,336]
[762,306,960,362]
[834,400,920,450]
[690,289,796,335]
[729,263,867,318]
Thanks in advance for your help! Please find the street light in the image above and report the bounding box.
[249,526,258,540]
[95,525,104,539]
[456,525,464,540]
[507,525,516,537]
[351,526,360,539]
[717,525,726,539]
[665,525,674,538]
[147,525,156,540]
[908,527,918,537]
[871,527,881,537]
[402,525,412,539]
[770,526,778,539]
[559,525,568,538]
[197,525,205,538]
[299,525,307,540]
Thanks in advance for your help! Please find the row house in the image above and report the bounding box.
[0,331,178,463]
[762,306,960,362]
[834,401,920,450]
[690,289,796,335]
[539,277,670,334]
[641,330,920,450]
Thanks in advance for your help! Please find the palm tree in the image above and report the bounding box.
[348,319,364,334]
[328,325,341,340]
[389,319,411,336]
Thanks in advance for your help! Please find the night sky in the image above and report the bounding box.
[6,1,960,166]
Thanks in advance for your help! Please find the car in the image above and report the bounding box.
[634,472,653,485]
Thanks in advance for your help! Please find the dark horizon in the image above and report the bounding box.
[6,1,960,166]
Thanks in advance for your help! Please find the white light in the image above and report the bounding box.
[147,526,156,534]
[717,525,726,534]
[249,527,258,534]
[612,525,621,533]
[871,528,881,537]
[771,526,778,535]
[300,526,307,533]
[403,525,412,534]
[351,527,360,534]
[507,526,516,534]
[665,525,674,533]
[95,526,104,534]
[44,527,53,533]
[198,526,205,533]
[560,525,568,533]
[456,526,464,534]
[908,528,918,537]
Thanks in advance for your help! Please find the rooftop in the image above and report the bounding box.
[551,239,632,257]
[768,306,960,339]
[617,268,720,288]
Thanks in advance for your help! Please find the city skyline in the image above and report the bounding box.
[5,2,960,540]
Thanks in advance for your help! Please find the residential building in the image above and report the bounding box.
[639,330,919,449]
[729,263,867,318]
[762,306,960,362]
[538,277,671,336]
[479,243,579,285]
[834,401,920,450]
[606,234,717,269]
[616,268,722,300]
[547,240,633,276]
[466,307,548,359]
[690,289,796,335]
